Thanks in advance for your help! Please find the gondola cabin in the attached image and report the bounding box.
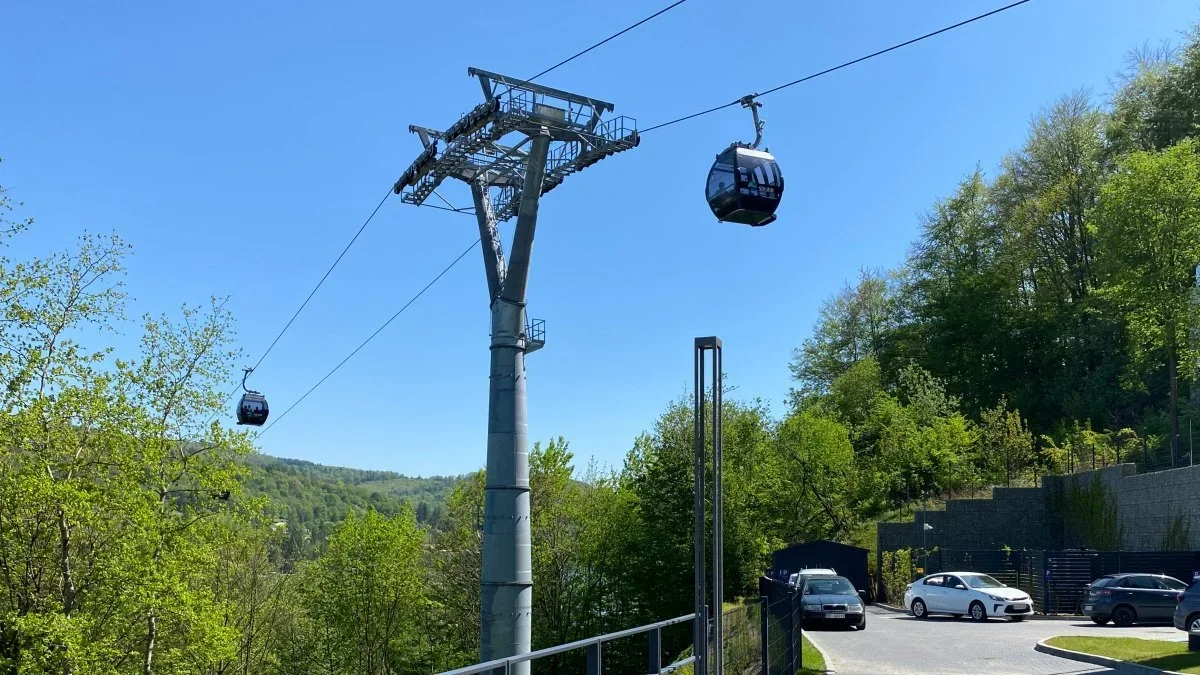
[705,144,784,227]
[237,391,269,426]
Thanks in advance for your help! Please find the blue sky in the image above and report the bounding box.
[2,1,1197,478]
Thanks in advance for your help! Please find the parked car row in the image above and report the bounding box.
[898,569,1200,634]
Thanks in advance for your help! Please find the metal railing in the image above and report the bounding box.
[436,613,697,675]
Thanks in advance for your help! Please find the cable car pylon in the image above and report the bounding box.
[393,67,639,675]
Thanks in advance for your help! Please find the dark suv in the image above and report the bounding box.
[1175,578,1200,634]
[1084,573,1189,626]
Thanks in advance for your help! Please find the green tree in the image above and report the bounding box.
[200,511,298,675]
[1107,27,1200,153]
[1093,138,1200,464]
[789,268,898,398]
[0,185,255,672]
[296,508,430,675]
[773,409,856,540]
[429,471,485,671]
[977,397,1034,486]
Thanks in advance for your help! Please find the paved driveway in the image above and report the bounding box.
[804,606,1185,675]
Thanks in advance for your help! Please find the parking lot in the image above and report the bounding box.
[804,606,1187,675]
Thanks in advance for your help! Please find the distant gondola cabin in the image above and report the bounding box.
[237,392,269,426]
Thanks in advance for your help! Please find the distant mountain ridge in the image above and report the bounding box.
[241,453,468,555]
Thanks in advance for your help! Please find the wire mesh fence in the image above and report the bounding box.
[762,588,802,675]
[719,600,763,675]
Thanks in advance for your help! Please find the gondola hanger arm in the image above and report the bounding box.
[738,94,764,150]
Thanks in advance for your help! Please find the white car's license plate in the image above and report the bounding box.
[1083,605,1092,611]
[826,613,845,619]
[1011,604,1027,611]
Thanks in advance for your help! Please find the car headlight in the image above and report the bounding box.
[987,594,1005,602]
[848,603,863,612]
[802,603,821,611]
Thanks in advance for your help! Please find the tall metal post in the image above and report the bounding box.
[478,131,550,675]
[759,596,768,675]
[394,67,641,674]
[694,337,723,675]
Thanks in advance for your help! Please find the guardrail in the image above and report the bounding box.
[437,613,699,675]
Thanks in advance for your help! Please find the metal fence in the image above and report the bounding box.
[757,577,814,675]
[435,614,697,675]
[721,600,764,675]
[761,592,800,675]
[428,600,771,675]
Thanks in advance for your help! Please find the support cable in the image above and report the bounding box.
[641,0,1033,133]
[520,0,690,87]
[255,237,480,438]
[209,188,392,423]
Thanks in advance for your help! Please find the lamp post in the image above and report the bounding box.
[923,522,933,573]
[694,337,723,675]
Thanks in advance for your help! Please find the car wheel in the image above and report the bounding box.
[1091,616,1110,626]
[969,601,987,622]
[1111,605,1136,627]
[911,599,927,619]
[1188,614,1200,632]
[857,616,867,631]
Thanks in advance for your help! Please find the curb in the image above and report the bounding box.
[1034,638,1187,675]
[872,603,907,614]
[802,631,837,675]
[1026,613,1083,621]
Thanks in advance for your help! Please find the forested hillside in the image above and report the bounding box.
[241,454,459,556]
[4,17,1200,675]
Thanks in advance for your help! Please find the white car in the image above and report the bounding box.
[902,572,1034,622]
[788,568,838,589]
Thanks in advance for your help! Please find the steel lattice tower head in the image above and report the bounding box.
[394,67,640,221]
[393,68,638,675]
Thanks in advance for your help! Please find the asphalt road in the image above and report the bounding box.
[804,606,1186,675]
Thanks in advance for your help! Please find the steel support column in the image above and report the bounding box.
[480,129,551,675]
[694,337,723,675]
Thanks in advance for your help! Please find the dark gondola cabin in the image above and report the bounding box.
[237,391,269,426]
[705,144,784,226]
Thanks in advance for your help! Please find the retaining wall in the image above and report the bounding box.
[878,463,1200,555]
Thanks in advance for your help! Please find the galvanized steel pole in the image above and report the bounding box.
[479,130,551,675]
[694,337,723,675]
[693,344,707,675]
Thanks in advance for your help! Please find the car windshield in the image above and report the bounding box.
[804,578,855,595]
[962,574,1005,589]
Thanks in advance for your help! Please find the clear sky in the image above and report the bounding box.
[2,1,1197,478]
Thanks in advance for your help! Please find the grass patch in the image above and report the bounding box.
[799,633,826,674]
[1046,636,1200,674]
